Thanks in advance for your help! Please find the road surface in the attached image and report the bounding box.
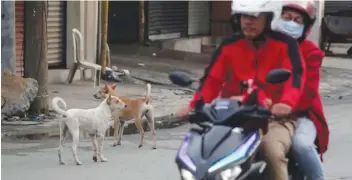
[2,100,352,180]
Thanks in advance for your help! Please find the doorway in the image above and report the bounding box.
[108,1,139,43]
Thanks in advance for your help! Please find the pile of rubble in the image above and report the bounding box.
[1,70,38,122]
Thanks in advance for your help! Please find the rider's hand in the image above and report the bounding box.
[176,106,191,119]
[262,98,272,108]
[271,103,292,116]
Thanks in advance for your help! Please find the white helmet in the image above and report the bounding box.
[231,0,283,30]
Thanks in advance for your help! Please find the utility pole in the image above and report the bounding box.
[100,0,109,76]
[139,0,145,43]
[24,1,49,114]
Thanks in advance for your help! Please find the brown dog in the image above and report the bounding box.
[93,83,156,149]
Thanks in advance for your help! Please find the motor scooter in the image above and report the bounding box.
[169,69,305,180]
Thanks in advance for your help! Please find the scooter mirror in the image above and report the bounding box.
[266,69,291,84]
[169,71,194,87]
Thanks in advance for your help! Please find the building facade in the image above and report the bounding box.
[14,1,98,80]
[106,1,211,43]
[12,1,350,78]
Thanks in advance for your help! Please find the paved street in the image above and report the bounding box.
[2,100,352,180]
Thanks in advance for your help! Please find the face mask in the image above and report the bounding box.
[277,19,304,39]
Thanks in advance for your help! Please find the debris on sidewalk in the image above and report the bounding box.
[1,71,38,117]
[1,110,58,125]
[102,65,131,83]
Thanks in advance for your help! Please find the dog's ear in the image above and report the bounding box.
[111,83,117,90]
[104,84,108,89]
[107,94,112,104]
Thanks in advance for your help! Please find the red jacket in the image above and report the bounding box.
[190,32,306,112]
[297,40,329,156]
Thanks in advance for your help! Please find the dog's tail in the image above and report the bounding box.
[52,97,68,117]
[145,83,151,104]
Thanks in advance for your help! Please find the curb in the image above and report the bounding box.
[1,114,188,141]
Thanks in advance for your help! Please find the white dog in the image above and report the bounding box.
[52,95,126,165]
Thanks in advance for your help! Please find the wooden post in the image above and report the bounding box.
[100,0,109,75]
[96,1,102,65]
[24,1,48,114]
[139,0,145,42]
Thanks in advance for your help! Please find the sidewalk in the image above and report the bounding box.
[323,56,352,70]
[1,81,193,140]
[2,53,352,140]
[110,54,352,99]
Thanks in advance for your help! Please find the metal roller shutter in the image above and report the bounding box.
[15,1,25,76]
[147,1,188,40]
[47,1,66,66]
[188,1,210,36]
[324,1,352,14]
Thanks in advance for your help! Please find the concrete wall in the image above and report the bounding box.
[66,1,98,69]
[50,1,98,84]
[81,1,98,65]
[162,38,202,53]
[1,1,16,74]
[307,0,325,45]
[65,1,81,70]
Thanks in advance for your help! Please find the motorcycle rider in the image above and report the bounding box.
[275,1,330,179]
[176,0,306,180]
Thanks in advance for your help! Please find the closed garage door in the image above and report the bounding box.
[147,1,188,40]
[324,1,352,14]
[47,1,66,67]
[188,1,210,36]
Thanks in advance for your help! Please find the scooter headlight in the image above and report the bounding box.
[181,169,196,180]
[218,166,242,180]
